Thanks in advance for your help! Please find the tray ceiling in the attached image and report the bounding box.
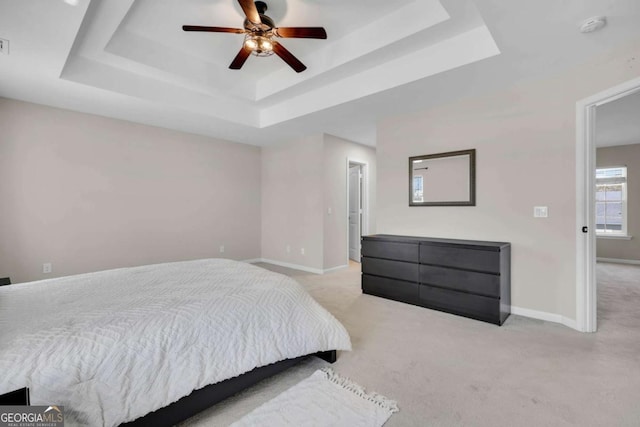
[1,0,638,145]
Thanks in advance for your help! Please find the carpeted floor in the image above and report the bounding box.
[181,261,640,427]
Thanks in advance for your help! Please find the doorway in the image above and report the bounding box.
[593,91,640,329]
[348,163,363,262]
[576,76,640,332]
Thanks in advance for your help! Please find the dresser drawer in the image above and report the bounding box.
[420,244,500,273]
[419,285,500,324]
[361,240,419,263]
[362,257,418,282]
[362,275,418,304]
[420,265,500,297]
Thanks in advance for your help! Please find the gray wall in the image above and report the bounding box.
[261,134,325,270]
[376,40,640,321]
[323,134,376,270]
[597,143,640,261]
[0,99,376,281]
[0,98,262,283]
[261,133,376,271]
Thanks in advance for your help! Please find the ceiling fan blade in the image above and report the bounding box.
[274,27,327,39]
[238,0,262,25]
[272,42,307,73]
[182,25,246,34]
[229,46,252,70]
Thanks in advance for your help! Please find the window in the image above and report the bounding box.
[413,176,423,203]
[595,167,627,235]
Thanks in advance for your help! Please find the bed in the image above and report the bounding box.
[0,259,351,426]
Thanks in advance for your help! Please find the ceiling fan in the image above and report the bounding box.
[183,0,327,73]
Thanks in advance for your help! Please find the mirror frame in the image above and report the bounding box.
[409,149,476,207]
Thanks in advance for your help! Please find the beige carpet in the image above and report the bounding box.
[181,261,640,426]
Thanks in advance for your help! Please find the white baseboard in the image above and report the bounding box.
[246,259,349,275]
[323,264,349,274]
[511,306,562,323]
[511,306,578,331]
[244,258,324,275]
[562,316,578,330]
[597,257,640,266]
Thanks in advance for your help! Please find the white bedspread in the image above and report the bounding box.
[0,259,351,426]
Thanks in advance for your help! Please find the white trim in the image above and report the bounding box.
[323,264,349,274]
[575,99,596,333]
[511,306,578,330]
[596,235,632,240]
[576,75,640,333]
[562,317,578,330]
[597,257,640,265]
[346,158,369,265]
[512,306,561,323]
[254,259,325,274]
[245,259,348,275]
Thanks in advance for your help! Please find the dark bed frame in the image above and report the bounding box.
[121,350,337,427]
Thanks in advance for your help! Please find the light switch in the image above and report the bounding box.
[0,39,9,55]
[534,206,549,218]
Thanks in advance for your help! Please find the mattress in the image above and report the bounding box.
[0,259,352,426]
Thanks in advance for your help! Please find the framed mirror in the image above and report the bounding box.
[409,149,476,206]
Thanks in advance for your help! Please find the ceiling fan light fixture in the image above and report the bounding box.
[244,34,274,56]
[259,38,273,51]
[244,37,258,51]
[184,0,326,72]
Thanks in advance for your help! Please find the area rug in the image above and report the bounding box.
[230,368,399,426]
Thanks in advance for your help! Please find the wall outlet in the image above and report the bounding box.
[43,263,52,274]
[301,248,305,255]
[286,245,291,254]
[0,39,9,55]
[219,245,225,253]
[534,206,549,218]
[327,207,332,215]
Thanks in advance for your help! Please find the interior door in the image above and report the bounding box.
[349,165,361,262]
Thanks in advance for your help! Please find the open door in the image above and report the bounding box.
[576,75,640,332]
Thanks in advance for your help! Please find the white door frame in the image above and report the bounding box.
[575,76,640,333]
[346,158,369,264]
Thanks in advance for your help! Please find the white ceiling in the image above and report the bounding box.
[596,89,640,147]
[1,0,639,146]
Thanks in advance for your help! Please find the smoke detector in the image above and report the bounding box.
[580,16,607,33]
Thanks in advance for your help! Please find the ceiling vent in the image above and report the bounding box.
[580,16,607,33]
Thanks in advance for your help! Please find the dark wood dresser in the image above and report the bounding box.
[361,234,511,325]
